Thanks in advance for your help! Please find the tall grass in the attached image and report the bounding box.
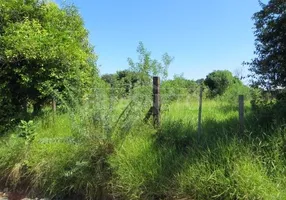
[1,94,286,199]
[109,99,286,199]
[0,84,153,199]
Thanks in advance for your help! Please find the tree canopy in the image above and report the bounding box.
[0,0,97,132]
[102,70,140,97]
[204,70,242,97]
[248,0,286,89]
[161,75,199,101]
[127,42,173,84]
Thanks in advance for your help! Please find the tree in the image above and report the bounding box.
[196,78,205,85]
[101,70,140,96]
[247,0,286,90]
[0,0,97,132]
[102,74,117,87]
[204,70,241,97]
[161,75,199,101]
[116,70,139,94]
[127,42,173,84]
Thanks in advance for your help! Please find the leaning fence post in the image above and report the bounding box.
[239,95,244,134]
[153,76,160,127]
[198,85,203,136]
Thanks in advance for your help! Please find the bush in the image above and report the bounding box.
[161,75,199,103]
[249,88,286,127]
[0,79,154,199]
[205,70,242,98]
[218,83,251,103]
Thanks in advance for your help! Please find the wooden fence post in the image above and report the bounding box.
[52,98,56,113]
[153,76,160,127]
[198,85,203,136]
[239,95,244,134]
[52,98,56,123]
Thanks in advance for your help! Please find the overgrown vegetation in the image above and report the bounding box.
[0,0,97,134]
[246,0,286,89]
[1,0,286,199]
[2,96,286,199]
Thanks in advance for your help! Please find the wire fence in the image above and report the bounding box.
[46,77,286,134]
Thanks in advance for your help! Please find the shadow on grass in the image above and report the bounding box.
[142,108,286,199]
[139,116,239,199]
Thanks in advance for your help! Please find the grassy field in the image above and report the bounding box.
[1,98,286,199]
[110,99,286,199]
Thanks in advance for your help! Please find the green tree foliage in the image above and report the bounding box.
[196,78,205,85]
[102,73,117,87]
[102,70,140,97]
[204,70,242,97]
[116,70,139,94]
[128,42,173,84]
[161,75,199,101]
[0,0,97,132]
[247,0,286,89]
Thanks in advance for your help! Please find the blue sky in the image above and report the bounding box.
[56,0,267,81]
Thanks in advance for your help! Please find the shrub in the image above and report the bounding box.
[205,70,242,98]
[161,75,199,102]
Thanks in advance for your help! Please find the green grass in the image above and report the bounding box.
[1,98,286,199]
[109,99,286,199]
